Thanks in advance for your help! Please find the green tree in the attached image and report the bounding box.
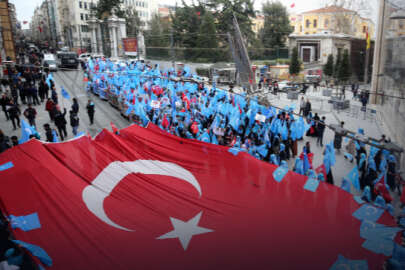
[323,54,334,77]
[338,49,352,82]
[289,47,301,76]
[196,12,219,61]
[259,1,293,48]
[206,0,255,41]
[91,0,123,19]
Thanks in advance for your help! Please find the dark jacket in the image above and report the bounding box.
[86,103,95,114]
[7,104,20,118]
[72,102,79,114]
[70,113,79,127]
[54,109,67,127]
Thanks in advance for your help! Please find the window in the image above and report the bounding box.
[145,2,148,8]
[85,14,89,20]
[300,25,302,32]
[81,25,89,32]
[80,13,84,20]
[363,26,367,33]
[306,19,310,28]
[79,1,82,8]
[136,1,138,6]
[324,19,329,28]
[84,2,87,9]
[90,2,94,8]
[313,19,317,28]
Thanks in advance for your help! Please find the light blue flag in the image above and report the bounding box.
[52,130,59,142]
[304,178,319,192]
[273,166,288,182]
[341,178,351,193]
[352,204,384,222]
[19,119,36,144]
[0,161,14,171]
[9,213,41,232]
[75,131,85,138]
[346,165,360,191]
[360,220,401,241]
[330,255,368,270]
[353,195,365,205]
[61,87,70,99]
[228,147,244,156]
[12,240,52,266]
[256,144,268,158]
[362,238,394,256]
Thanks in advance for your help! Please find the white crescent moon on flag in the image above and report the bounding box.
[82,160,201,231]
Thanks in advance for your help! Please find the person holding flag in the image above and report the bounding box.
[86,99,95,125]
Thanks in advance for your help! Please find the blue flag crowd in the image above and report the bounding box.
[0,55,404,269]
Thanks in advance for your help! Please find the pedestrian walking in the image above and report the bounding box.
[29,83,40,105]
[316,116,326,147]
[70,110,80,136]
[71,98,79,114]
[86,99,95,125]
[54,107,68,140]
[299,97,305,115]
[43,123,57,142]
[38,78,49,102]
[51,86,58,104]
[23,103,37,127]
[303,99,311,117]
[45,98,55,121]
[333,121,344,153]
[6,101,21,130]
[0,93,11,120]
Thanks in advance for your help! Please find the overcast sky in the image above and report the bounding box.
[10,0,378,30]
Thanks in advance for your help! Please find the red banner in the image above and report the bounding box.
[122,38,137,56]
[0,124,395,269]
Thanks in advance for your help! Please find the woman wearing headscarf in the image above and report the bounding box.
[293,157,304,175]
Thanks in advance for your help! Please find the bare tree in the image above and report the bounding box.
[321,0,372,35]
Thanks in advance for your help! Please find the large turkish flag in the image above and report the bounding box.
[0,124,395,269]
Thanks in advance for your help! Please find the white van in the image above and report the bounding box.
[43,54,58,71]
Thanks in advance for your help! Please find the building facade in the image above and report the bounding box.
[290,6,375,39]
[0,0,16,61]
[371,0,405,169]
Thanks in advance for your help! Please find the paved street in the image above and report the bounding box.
[0,69,130,142]
[0,69,388,199]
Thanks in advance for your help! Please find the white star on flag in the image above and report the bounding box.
[157,212,213,250]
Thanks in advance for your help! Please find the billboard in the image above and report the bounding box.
[122,38,137,56]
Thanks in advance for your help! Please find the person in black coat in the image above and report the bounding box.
[71,98,79,114]
[6,101,21,130]
[0,129,11,153]
[54,107,68,140]
[86,99,95,125]
[0,93,11,120]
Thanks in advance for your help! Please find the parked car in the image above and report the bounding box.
[78,53,91,63]
[278,80,299,92]
[57,52,79,69]
[43,54,58,71]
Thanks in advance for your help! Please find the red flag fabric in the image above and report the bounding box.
[38,26,42,33]
[110,122,119,134]
[374,175,392,203]
[23,21,28,24]
[290,3,295,8]
[0,124,396,270]
[162,114,169,129]
[315,164,327,180]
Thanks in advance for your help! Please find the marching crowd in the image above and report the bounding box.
[0,56,404,269]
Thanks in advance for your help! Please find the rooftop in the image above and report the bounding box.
[302,5,355,14]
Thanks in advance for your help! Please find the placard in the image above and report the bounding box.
[255,114,266,122]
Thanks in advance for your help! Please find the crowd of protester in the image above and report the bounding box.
[0,56,404,269]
